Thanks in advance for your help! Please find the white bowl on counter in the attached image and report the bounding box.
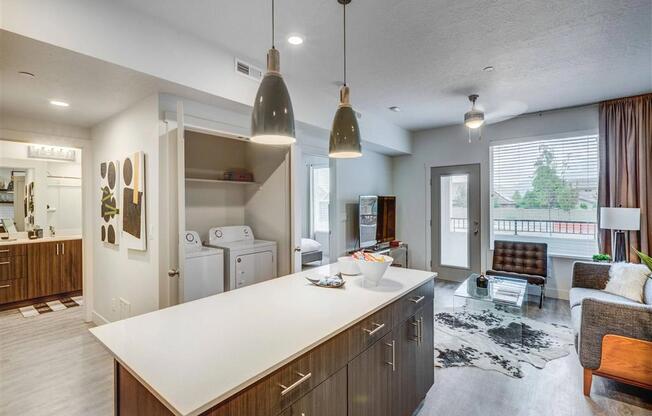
[355,255,393,286]
[338,256,360,275]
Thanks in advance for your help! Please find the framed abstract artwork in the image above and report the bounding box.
[100,160,120,245]
[122,151,147,251]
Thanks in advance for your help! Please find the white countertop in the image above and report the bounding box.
[0,234,82,246]
[90,265,436,416]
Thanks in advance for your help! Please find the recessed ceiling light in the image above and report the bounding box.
[287,35,304,45]
[388,106,401,112]
[18,71,36,79]
[49,100,70,108]
[482,66,495,72]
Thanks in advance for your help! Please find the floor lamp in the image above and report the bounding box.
[599,207,641,262]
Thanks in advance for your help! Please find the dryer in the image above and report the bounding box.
[206,226,277,291]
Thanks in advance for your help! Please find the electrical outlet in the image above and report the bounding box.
[119,298,131,319]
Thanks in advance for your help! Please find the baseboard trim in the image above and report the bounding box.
[92,310,111,326]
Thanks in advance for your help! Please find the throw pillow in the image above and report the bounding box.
[604,262,651,303]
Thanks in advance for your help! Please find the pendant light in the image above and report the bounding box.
[251,0,296,145]
[329,0,362,159]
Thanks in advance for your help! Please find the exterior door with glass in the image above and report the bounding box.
[431,164,481,280]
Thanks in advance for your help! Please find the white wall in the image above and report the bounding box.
[91,94,160,323]
[332,149,394,258]
[393,105,599,299]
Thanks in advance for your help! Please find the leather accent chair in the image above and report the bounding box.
[486,240,548,308]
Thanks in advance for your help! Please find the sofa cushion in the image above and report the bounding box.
[604,262,651,303]
[569,287,639,309]
[486,269,546,285]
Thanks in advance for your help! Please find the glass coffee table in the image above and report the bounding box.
[454,273,528,316]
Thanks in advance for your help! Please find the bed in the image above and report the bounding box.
[301,238,323,265]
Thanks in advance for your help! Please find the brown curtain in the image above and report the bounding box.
[598,93,652,261]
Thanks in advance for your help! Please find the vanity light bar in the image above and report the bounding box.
[27,145,76,162]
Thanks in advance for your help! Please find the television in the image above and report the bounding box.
[358,195,396,249]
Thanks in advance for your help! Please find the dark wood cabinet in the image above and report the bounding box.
[348,332,393,416]
[0,244,27,304]
[290,367,347,416]
[114,279,435,416]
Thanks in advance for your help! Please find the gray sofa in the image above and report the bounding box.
[570,262,652,395]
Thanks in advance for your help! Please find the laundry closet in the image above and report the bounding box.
[181,129,293,293]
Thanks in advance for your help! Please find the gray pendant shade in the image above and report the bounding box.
[329,86,362,158]
[251,70,296,144]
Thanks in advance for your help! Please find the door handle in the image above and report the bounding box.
[278,371,312,396]
[294,247,301,252]
[473,221,479,235]
[384,340,396,372]
[362,322,385,336]
[168,269,180,277]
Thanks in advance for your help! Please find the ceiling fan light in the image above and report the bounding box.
[464,110,485,129]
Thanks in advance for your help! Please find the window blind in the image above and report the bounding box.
[490,135,599,256]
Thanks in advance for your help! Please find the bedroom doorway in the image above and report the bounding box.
[302,155,330,270]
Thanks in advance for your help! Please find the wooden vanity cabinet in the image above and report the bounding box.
[0,244,27,304]
[27,239,82,299]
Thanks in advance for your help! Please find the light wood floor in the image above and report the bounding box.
[419,279,652,416]
[0,281,650,416]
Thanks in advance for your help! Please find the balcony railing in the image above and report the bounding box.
[450,218,597,237]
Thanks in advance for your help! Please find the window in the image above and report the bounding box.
[490,135,599,257]
[310,166,330,233]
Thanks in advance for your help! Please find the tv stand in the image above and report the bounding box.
[349,242,409,268]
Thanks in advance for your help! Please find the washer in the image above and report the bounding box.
[183,231,224,302]
[206,225,277,291]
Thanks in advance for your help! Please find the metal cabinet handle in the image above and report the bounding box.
[385,340,396,372]
[362,322,385,336]
[418,317,424,345]
[409,295,425,304]
[0,284,10,289]
[0,249,9,253]
[279,371,312,396]
[56,244,59,255]
[62,243,65,255]
[0,261,10,266]
[411,319,420,343]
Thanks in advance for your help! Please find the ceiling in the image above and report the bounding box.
[0,30,247,128]
[115,0,652,131]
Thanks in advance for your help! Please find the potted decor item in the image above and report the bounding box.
[592,253,612,263]
[476,274,489,288]
[634,249,652,274]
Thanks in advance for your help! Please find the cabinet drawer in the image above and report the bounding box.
[347,305,393,361]
[0,244,27,258]
[0,278,27,304]
[206,331,349,416]
[290,367,347,416]
[0,255,26,282]
[393,280,434,327]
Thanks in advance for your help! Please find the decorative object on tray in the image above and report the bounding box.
[434,307,573,378]
[100,160,120,245]
[122,151,147,251]
[592,253,611,263]
[305,273,345,288]
[352,251,393,286]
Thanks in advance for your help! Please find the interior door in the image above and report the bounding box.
[431,164,481,280]
[290,144,302,272]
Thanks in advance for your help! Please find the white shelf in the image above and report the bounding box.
[185,178,258,186]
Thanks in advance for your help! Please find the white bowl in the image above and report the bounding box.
[338,256,360,275]
[355,255,393,286]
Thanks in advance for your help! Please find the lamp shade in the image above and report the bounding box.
[599,207,641,230]
[251,49,296,145]
[329,86,362,158]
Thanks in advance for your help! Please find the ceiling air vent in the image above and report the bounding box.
[235,58,263,82]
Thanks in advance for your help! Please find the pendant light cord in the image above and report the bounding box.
[272,0,276,48]
[343,1,347,86]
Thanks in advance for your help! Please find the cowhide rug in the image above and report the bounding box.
[433,307,573,378]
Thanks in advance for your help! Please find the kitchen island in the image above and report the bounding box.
[91,264,436,416]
